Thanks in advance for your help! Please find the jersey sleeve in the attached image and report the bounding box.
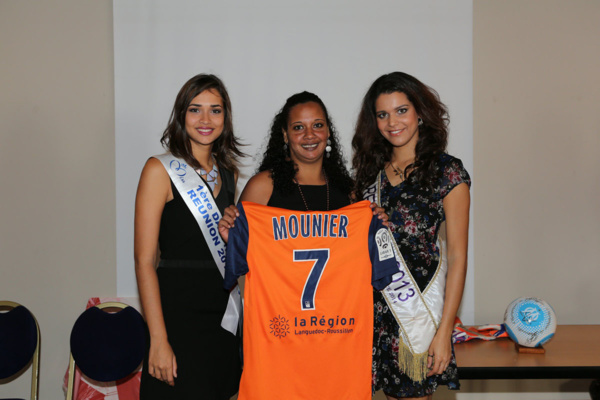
[224,202,250,289]
[439,155,471,198]
[368,216,399,290]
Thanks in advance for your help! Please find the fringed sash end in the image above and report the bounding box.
[397,341,429,383]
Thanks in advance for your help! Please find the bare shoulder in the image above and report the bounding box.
[137,157,171,202]
[239,171,273,205]
[443,182,470,207]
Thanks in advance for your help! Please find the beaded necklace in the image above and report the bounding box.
[293,174,329,211]
[196,158,218,192]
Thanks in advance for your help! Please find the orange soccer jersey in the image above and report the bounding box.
[224,201,397,400]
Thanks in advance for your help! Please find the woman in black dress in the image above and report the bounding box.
[353,72,471,399]
[135,74,244,399]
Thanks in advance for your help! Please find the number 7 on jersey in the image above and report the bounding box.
[294,249,330,310]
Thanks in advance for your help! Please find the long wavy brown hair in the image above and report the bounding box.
[352,72,449,196]
[160,74,245,172]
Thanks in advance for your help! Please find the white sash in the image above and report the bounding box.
[155,153,242,335]
[365,171,447,382]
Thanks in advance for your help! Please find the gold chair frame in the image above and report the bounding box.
[65,301,131,400]
[0,300,40,400]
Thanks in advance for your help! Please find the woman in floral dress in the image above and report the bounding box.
[352,72,471,399]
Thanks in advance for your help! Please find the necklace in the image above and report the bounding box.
[196,158,219,191]
[390,163,405,181]
[294,174,329,211]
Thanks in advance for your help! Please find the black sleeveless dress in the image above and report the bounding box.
[268,183,350,211]
[140,167,242,400]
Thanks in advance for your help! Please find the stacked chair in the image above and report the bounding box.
[0,301,40,400]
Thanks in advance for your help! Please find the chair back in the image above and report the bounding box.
[65,302,145,400]
[0,300,40,400]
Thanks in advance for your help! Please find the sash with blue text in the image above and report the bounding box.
[155,153,242,335]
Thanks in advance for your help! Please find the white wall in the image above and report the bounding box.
[113,0,475,324]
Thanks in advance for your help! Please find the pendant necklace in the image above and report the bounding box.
[390,163,405,181]
[294,174,329,211]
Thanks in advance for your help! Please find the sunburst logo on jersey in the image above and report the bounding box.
[270,315,290,338]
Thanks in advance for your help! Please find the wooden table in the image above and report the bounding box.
[455,325,600,380]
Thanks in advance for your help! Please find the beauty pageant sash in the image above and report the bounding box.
[364,171,447,382]
[155,153,242,335]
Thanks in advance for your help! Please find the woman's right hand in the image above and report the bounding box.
[148,338,178,386]
[218,205,240,243]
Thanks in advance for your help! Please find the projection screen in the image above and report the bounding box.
[114,0,474,322]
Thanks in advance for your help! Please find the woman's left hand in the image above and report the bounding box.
[370,202,389,226]
[426,330,453,376]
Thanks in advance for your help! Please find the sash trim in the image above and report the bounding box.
[422,244,444,298]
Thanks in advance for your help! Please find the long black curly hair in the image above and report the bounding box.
[352,72,449,197]
[258,91,353,197]
[160,74,245,172]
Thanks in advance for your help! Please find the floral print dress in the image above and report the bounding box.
[372,153,471,398]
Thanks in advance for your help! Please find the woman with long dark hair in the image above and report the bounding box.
[353,72,470,399]
[238,91,353,209]
[135,74,243,399]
